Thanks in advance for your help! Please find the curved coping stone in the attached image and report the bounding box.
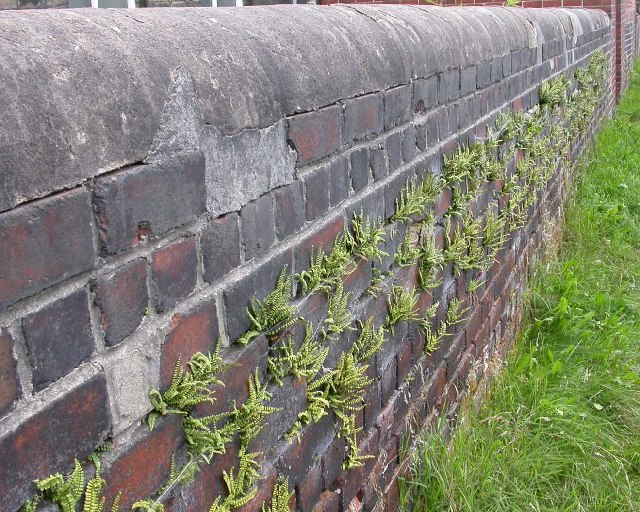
[0,6,609,213]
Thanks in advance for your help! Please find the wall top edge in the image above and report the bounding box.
[0,6,610,212]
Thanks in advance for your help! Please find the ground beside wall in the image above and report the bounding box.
[0,6,612,512]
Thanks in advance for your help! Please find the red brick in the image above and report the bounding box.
[22,289,94,391]
[92,258,149,347]
[340,429,379,506]
[322,435,346,491]
[424,363,447,413]
[277,414,335,480]
[0,188,95,310]
[288,106,342,165]
[0,372,110,511]
[342,258,373,300]
[444,332,467,378]
[297,462,324,512]
[0,328,20,417]
[343,93,384,144]
[312,490,341,512]
[397,341,413,386]
[160,298,220,388]
[152,238,198,313]
[103,416,183,509]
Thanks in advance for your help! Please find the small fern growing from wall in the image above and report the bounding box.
[148,348,228,430]
[238,267,298,345]
[386,286,420,333]
[262,477,293,512]
[346,211,387,262]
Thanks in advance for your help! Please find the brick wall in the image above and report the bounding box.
[0,6,612,512]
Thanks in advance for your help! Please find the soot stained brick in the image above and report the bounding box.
[22,290,94,391]
[92,258,148,347]
[0,188,95,310]
[202,212,241,284]
[241,193,276,261]
[151,238,198,313]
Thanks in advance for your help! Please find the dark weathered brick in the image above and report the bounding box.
[160,298,219,388]
[350,147,370,192]
[0,372,110,512]
[249,376,307,457]
[93,152,206,256]
[298,462,323,512]
[413,75,438,112]
[329,156,350,207]
[502,53,513,77]
[384,84,412,129]
[439,68,461,103]
[241,193,276,261]
[477,61,491,88]
[401,125,416,163]
[436,107,450,139]
[343,93,384,144]
[322,436,346,491]
[386,132,402,173]
[345,185,385,230]
[223,249,292,341]
[461,65,477,96]
[92,258,148,347]
[202,212,241,285]
[370,144,388,181]
[287,105,342,165]
[102,416,182,509]
[304,165,331,221]
[22,290,94,390]
[312,490,341,512]
[415,122,427,151]
[0,328,20,417]
[380,359,397,408]
[490,57,502,84]
[273,181,305,240]
[151,238,198,313]
[277,414,335,478]
[0,188,95,310]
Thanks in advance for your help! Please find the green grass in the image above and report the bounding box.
[399,62,640,512]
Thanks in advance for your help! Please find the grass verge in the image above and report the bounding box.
[399,61,640,512]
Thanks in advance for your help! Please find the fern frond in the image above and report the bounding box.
[350,319,385,363]
[262,477,293,512]
[394,228,420,267]
[239,267,298,345]
[323,281,352,339]
[131,500,164,512]
[346,211,387,263]
[385,286,419,333]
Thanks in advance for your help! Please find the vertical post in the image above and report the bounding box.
[127,0,136,7]
[91,0,99,7]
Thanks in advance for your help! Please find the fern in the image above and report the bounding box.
[148,348,228,430]
[350,319,385,363]
[323,281,352,339]
[36,459,84,512]
[131,500,164,512]
[183,412,235,463]
[418,229,444,291]
[346,212,387,262]
[390,176,441,224]
[83,474,106,512]
[385,286,419,333]
[238,267,298,345]
[268,324,328,385]
[232,370,279,448]
[443,144,482,185]
[394,228,420,267]
[262,477,293,512]
[296,235,355,294]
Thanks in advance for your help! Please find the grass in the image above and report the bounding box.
[399,62,640,512]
